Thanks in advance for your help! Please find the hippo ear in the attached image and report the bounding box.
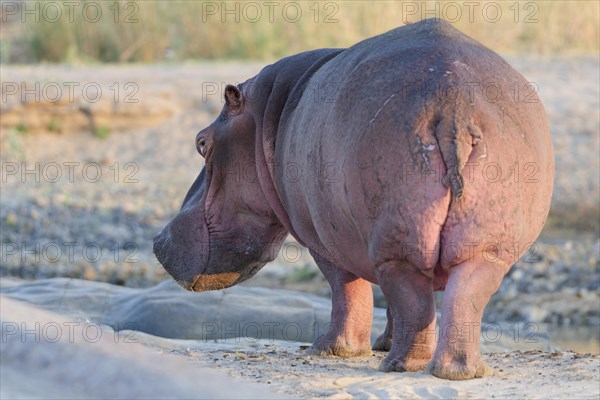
[224,84,243,111]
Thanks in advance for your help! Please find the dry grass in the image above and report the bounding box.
[2,1,598,63]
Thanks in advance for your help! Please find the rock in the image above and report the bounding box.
[0,296,282,399]
[0,278,387,344]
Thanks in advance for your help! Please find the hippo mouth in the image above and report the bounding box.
[188,272,241,291]
[188,262,264,292]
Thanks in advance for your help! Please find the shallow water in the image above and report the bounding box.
[550,325,600,354]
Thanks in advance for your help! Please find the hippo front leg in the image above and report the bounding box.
[309,251,373,357]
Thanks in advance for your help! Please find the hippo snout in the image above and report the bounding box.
[153,228,186,286]
[152,229,171,273]
[153,224,209,290]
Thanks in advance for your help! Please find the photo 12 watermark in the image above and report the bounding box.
[199,79,540,105]
[1,81,140,104]
[199,1,340,23]
[1,241,139,265]
[398,1,540,24]
[1,319,544,346]
[2,321,139,344]
[1,1,139,23]
[1,162,140,184]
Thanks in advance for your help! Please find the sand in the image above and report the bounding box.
[2,278,599,399]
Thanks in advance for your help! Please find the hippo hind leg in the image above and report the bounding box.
[372,306,393,351]
[308,252,373,357]
[376,262,436,372]
[427,259,505,380]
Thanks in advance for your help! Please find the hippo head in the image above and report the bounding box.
[153,84,287,291]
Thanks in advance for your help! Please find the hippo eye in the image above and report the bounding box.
[197,138,207,157]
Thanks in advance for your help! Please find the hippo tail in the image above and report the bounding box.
[434,114,484,199]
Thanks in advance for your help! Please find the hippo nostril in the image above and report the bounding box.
[244,263,262,281]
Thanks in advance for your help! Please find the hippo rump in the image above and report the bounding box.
[154,19,554,380]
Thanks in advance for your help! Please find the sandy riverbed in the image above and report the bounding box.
[2,279,599,399]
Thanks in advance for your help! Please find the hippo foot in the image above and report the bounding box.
[308,333,372,358]
[426,356,494,380]
[378,340,434,372]
[379,354,431,372]
[372,332,392,351]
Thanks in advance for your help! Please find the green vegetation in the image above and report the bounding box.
[3,1,598,63]
[47,118,62,133]
[234,351,245,361]
[94,126,110,139]
[6,130,25,158]
[284,266,319,283]
[15,123,28,134]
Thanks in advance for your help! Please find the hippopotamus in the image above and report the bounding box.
[154,19,554,380]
